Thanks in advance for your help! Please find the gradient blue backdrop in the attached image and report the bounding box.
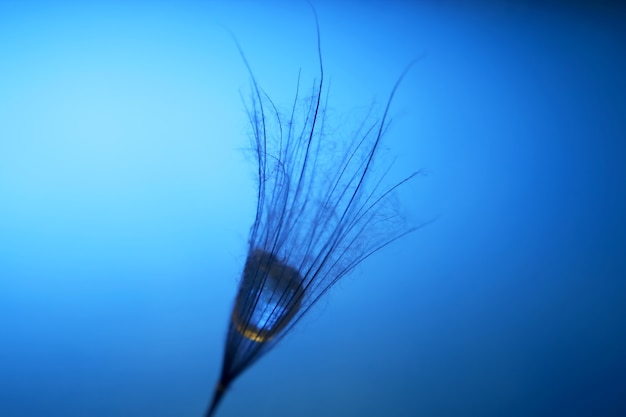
[1,1,624,416]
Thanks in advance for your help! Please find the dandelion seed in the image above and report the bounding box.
[205,9,425,417]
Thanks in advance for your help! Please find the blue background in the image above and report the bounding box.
[1,1,625,416]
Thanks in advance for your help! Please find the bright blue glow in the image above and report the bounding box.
[1,1,624,417]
